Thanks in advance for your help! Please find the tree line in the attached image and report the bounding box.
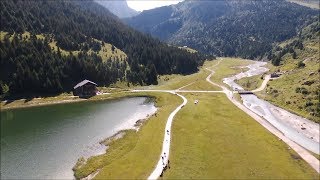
[0,34,127,98]
[0,0,206,98]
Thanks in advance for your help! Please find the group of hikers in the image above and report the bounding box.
[160,152,170,177]
[160,129,171,177]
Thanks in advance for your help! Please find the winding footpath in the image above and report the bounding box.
[135,59,319,179]
[147,92,187,179]
[252,74,271,92]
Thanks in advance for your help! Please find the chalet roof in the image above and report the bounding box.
[73,79,97,89]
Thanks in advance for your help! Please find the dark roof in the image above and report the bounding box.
[73,79,97,89]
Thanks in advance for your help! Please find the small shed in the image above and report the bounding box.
[73,79,98,97]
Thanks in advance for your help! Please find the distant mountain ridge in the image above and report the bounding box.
[95,0,138,18]
[287,0,320,9]
[125,0,318,59]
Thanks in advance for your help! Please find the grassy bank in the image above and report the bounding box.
[0,88,129,111]
[209,58,252,87]
[165,93,318,178]
[257,58,320,123]
[73,92,182,179]
[236,74,264,91]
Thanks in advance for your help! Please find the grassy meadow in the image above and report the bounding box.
[164,93,318,179]
[209,58,252,87]
[153,60,221,90]
[180,79,222,91]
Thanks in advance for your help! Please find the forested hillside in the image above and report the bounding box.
[0,0,205,98]
[125,0,318,59]
[268,19,319,66]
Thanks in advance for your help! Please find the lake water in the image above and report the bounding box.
[1,97,157,179]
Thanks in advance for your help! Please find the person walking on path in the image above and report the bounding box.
[161,156,164,165]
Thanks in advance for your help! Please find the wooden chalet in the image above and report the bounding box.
[73,79,98,97]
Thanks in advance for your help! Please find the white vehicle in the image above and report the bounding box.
[194,100,199,104]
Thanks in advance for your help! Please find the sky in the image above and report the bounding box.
[127,0,184,11]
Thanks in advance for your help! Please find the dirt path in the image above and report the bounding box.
[176,82,196,90]
[147,92,187,179]
[252,74,270,92]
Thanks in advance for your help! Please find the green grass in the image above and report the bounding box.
[256,41,320,123]
[48,37,127,62]
[209,58,252,87]
[153,60,220,90]
[180,79,222,91]
[90,38,127,62]
[1,93,79,110]
[72,92,182,179]
[178,46,198,53]
[236,74,264,91]
[164,93,318,179]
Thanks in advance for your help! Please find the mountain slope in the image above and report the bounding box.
[95,0,138,18]
[0,0,205,97]
[125,0,318,59]
[287,0,320,9]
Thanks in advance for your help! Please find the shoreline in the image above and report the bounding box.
[0,92,148,111]
[1,97,86,111]
[1,93,158,179]
[75,111,157,180]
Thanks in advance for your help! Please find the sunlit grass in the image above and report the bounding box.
[180,79,222,91]
[165,93,319,179]
[209,57,252,87]
[236,74,264,91]
[153,60,219,90]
